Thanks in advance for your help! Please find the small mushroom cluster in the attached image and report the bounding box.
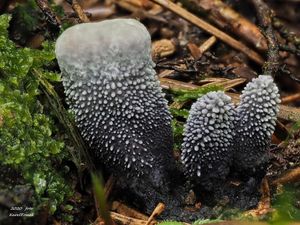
[55,19,280,196]
[181,75,280,189]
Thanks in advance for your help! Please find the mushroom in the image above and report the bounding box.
[181,91,236,190]
[55,19,174,188]
[181,75,280,189]
[233,75,280,179]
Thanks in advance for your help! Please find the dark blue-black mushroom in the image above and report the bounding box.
[181,91,236,190]
[233,75,280,179]
[55,19,174,187]
[181,76,280,189]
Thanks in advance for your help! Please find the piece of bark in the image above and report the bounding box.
[111,201,149,220]
[152,39,176,59]
[71,0,90,22]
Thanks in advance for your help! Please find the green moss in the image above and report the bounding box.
[170,85,223,103]
[169,85,222,151]
[193,219,223,224]
[0,14,70,214]
[171,119,185,151]
[270,185,300,224]
[157,221,184,225]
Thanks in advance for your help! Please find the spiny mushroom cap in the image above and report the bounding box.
[181,91,236,188]
[55,19,174,184]
[233,75,280,176]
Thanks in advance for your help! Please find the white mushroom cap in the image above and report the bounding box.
[55,19,152,76]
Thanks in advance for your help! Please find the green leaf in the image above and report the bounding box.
[91,173,113,225]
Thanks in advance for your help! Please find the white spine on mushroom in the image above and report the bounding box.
[181,91,236,187]
[55,19,173,179]
[233,75,280,174]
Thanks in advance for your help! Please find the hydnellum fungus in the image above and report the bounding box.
[181,91,236,190]
[182,75,280,190]
[233,75,280,179]
[55,19,174,188]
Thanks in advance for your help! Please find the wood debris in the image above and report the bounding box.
[152,39,176,59]
[150,0,264,64]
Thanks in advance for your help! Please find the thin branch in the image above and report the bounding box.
[180,0,268,51]
[188,36,217,60]
[272,167,300,185]
[66,0,90,23]
[279,44,300,57]
[150,0,264,65]
[32,69,95,173]
[251,0,279,76]
[35,0,61,29]
[159,77,300,122]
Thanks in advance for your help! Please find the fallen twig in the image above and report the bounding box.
[201,77,246,90]
[150,0,264,65]
[109,211,155,225]
[245,178,272,217]
[32,69,95,172]
[272,167,300,185]
[35,0,61,29]
[160,77,300,122]
[112,201,149,220]
[66,0,91,23]
[279,44,300,57]
[145,203,165,225]
[199,36,217,54]
[281,93,300,104]
[188,36,217,60]
[251,0,279,76]
[180,0,268,51]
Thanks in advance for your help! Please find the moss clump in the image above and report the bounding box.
[157,221,184,225]
[0,14,70,214]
